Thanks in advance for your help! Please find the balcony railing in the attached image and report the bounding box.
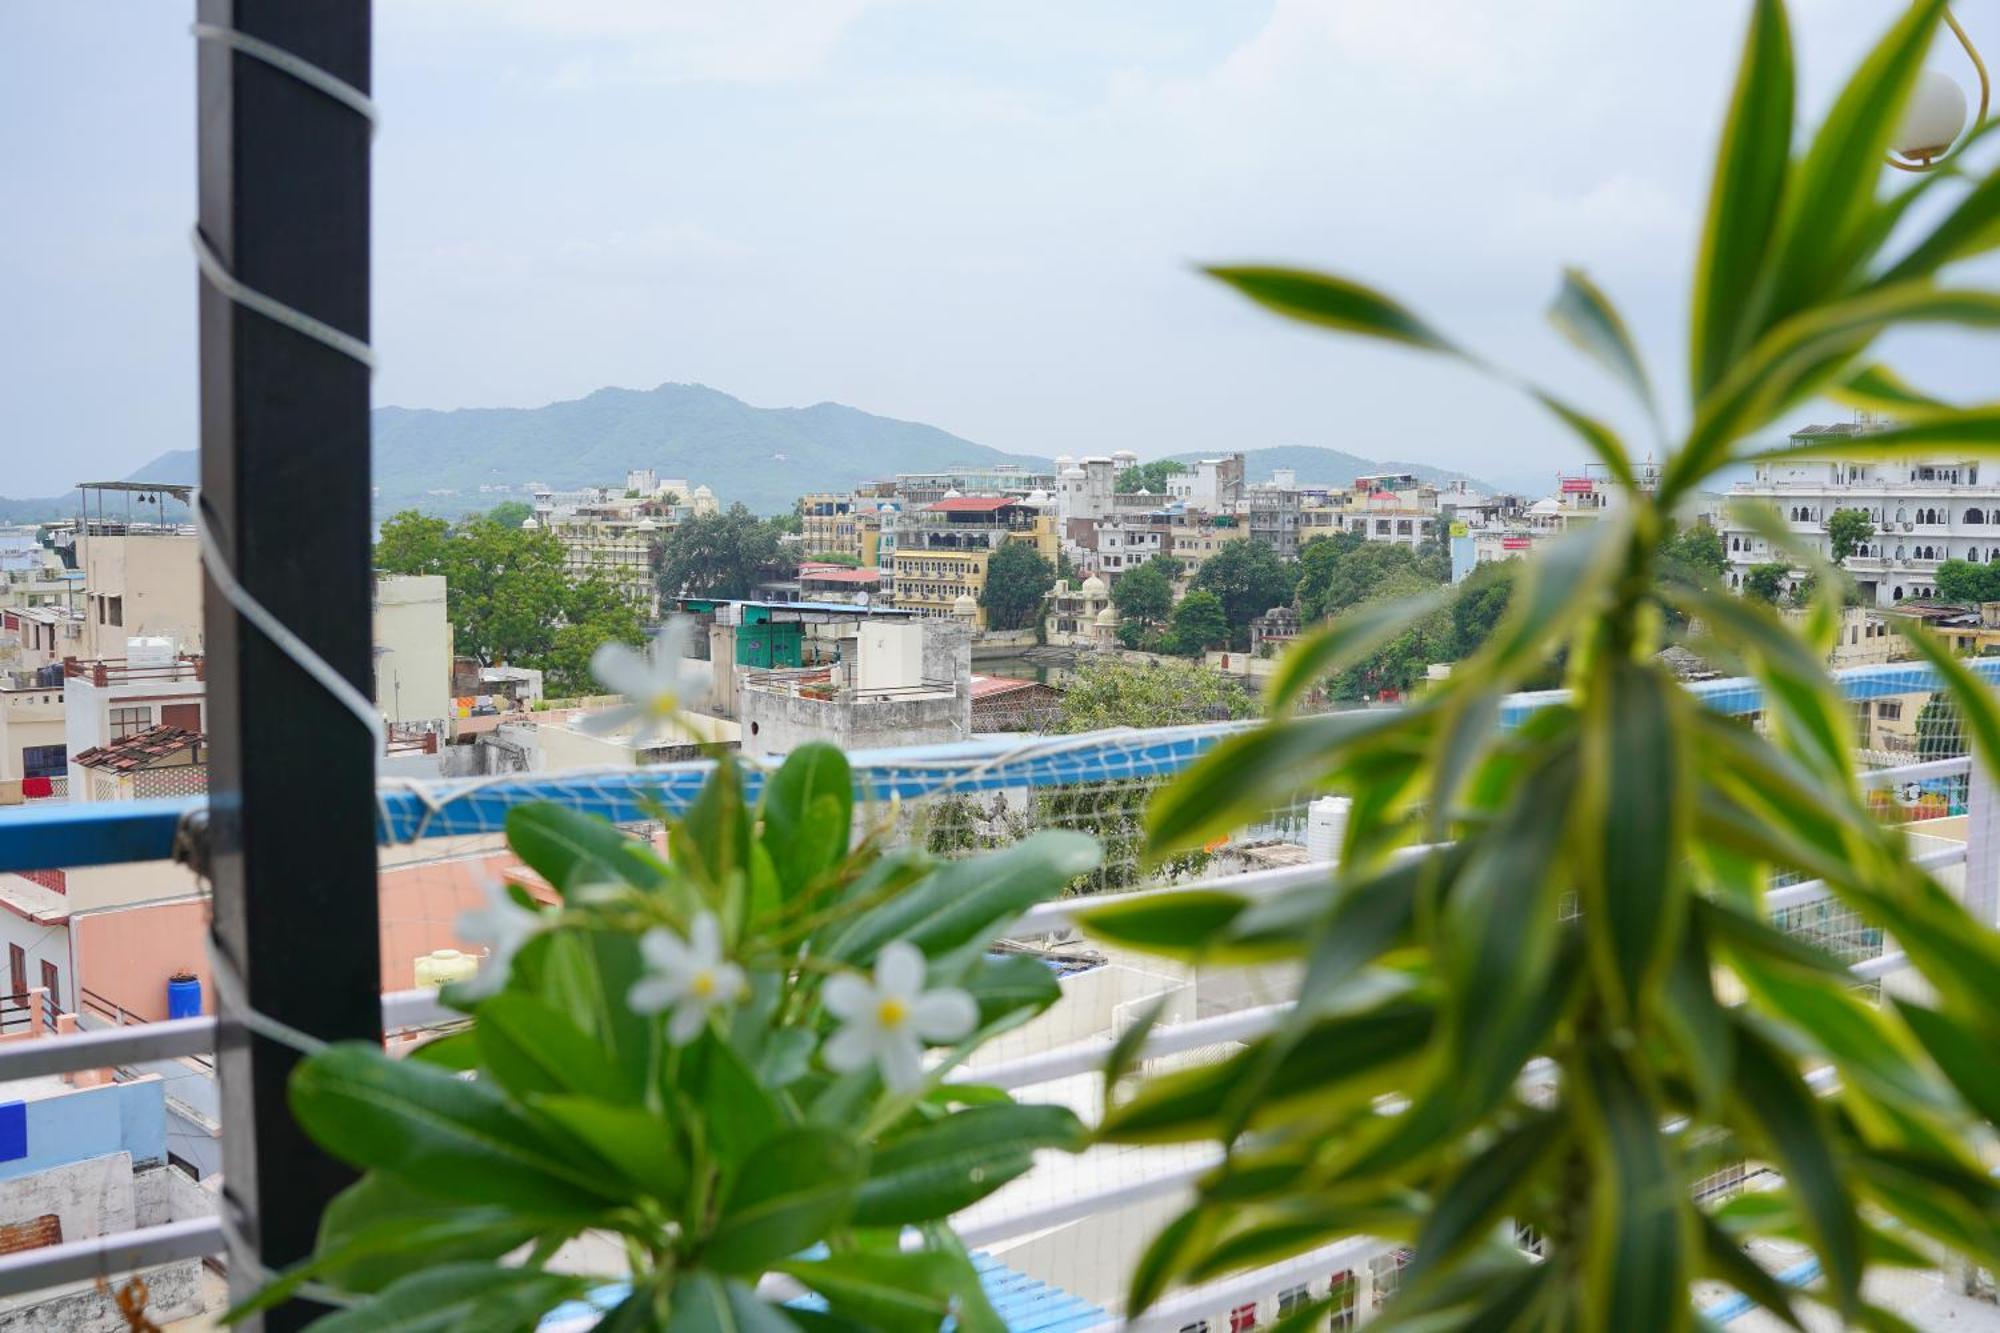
[0,658,1991,1319]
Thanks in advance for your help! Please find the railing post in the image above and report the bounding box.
[197,2,379,1325]
[1964,747,1999,930]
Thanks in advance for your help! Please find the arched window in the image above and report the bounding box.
[1896,545,1907,560]
[1897,507,1908,523]
[1969,508,1986,525]
[1894,586,1905,601]
[1729,572,1740,589]
[1971,548,1982,563]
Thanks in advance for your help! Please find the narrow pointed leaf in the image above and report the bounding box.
[1892,998,2000,1124]
[1205,266,1463,354]
[307,1264,588,1333]
[1698,1213,1805,1331]
[1411,1111,1565,1276]
[1268,588,1451,710]
[1550,267,1656,432]
[1575,1044,1691,1333]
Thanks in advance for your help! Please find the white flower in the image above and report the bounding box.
[453,879,546,999]
[821,941,978,1092]
[579,617,696,748]
[629,912,747,1044]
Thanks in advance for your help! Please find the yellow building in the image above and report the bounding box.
[890,498,1056,630]
[800,493,863,560]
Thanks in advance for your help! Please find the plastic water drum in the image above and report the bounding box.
[416,949,479,989]
[1305,796,1352,863]
[167,974,203,1020]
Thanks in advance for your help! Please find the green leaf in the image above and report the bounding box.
[1574,1044,1690,1333]
[288,1042,622,1211]
[1852,1148,2000,1268]
[1126,1206,1214,1315]
[1267,589,1453,711]
[676,754,754,898]
[1661,913,1733,1118]
[1689,0,1793,397]
[474,992,629,1104]
[1186,1193,1424,1283]
[777,1251,991,1333]
[1745,405,2000,461]
[1894,618,2000,791]
[1893,997,2000,1125]
[687,1030,788,1168]
[1549,268,1656,435]
[1694,898,1850,978]
[824,831,1100,964]
[535,927,658,1103]
[665,1273,801,1333]
[760,743,853,902]
[958,952,1063,1030]
[1411,1111,1565,1277]
[1205,265,1462,354]
[1764,0,1945,325]
[1697,1212,1804,1331]
[306,1263,587,1333]
[705,1127,863,1274]
[1097,1000,1434,1144]
[853,1103,1084,1226]
[405,1028,478,1071]
[1881,160,2000,283]
[1582,659,1688,1016]
[529,1095,687,1203]
[1830,363,1955,416]
[1074,888,1249,960]
[1728,1020,1864,1316]
[1144,707,1413,855]
[506,801,669,898]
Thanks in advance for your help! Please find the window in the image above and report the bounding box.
[21,745,65,779]
[110,705,152,740]
[1228,1304,1257,1332]
[40,962,58,1008]
[6,947,21,998]
[1879,701,1903,721]
[107,596,123,627]
[1178,1324,1209,1333]
[1276,1285,1310,1315]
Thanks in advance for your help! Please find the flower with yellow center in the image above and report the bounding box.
[821,941,978,1091]
[629,912,747,1045]
[579,616,696,749]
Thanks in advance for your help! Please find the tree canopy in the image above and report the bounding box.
[1190,539,1296,650]
[980,541,1055,631]
[1825,507,1875,565]
[1115,459,1186,494]
[1166,589,1230,657]
[1049,657,1253,733]
[1933,558,2000,604]
[1111,559,1175,630]
[1295,537,1446,622]
[655,504,793,602]
[373,509,644,695]
[485,500,533,530]
[1658,519,1728,582]
[1742,561,1790,604]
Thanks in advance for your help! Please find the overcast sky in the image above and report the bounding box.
[4,1,1997,497]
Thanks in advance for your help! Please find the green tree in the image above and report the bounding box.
[1111,558,1175,633]
[1095,6,2000,1324]
[806,551,861,567]
[486,499,533,530]
[1742,560,1790,604]
[1824,507,1875,565]
[1115,459,1187,493]
[1934,558,2000,604]
[1916,692,1964,760]
[1049,656,1252,733]
[542,575,647,697]
[1295,540,1442,622]
[1449,560,1516,660]
[373,510,453,576]
[656,504,792,601]
[1191,538,1295,649]
[1166,589,1230,656]
[980,541,1055,631]
[1658,518,1728,581]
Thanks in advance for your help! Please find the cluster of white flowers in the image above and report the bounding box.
[628,920,974,1092]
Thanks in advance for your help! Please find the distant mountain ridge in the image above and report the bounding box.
[0,384,1518,522]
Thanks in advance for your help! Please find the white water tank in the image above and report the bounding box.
[1305,796,1351,864]
[126,636,175,667]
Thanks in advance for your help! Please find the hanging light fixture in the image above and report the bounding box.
[1889,8,1989,171]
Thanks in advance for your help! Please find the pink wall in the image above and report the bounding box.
[74,850,540,1021]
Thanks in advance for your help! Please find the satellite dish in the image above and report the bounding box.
[856,591,871,609]
[1901,782,1922,804]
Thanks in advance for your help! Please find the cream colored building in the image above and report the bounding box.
[373,575,453,726]
[76,521,202,663]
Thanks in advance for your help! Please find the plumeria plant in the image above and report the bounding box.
[1083,1,2000,1329]
[234,624,1101,1330]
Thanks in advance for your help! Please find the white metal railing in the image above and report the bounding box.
[0,757,1973,1308]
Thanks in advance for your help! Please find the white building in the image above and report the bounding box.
[1722,420,1995,606]
[1165,454,1245,512]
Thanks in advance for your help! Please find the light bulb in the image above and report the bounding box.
[1894,67,1969,161]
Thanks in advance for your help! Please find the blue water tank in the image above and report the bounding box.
[167,975,202,1021]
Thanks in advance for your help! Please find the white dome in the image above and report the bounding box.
[1895,68,1968,159]
[1095,605,1121,626]
[943,488,962,499]
[635,518,658,531]
[1024,489,1051,504]
[693,484,714,497]
[1080,575,1108,597]
[952,593,979,616]
[1060,467,1087,481]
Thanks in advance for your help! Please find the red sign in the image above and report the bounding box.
[1559,478,1596,494]
[1501,537,1533,551]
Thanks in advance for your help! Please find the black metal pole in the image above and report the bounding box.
[196,2,379,1325]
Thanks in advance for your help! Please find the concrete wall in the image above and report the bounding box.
[0,899,73,1012]
[374,575,453,725]
[0,690,64,784]
[77,534,202,661]
[0,1079,166,1184]
[740,687,966,758]
[72,898,210,1022]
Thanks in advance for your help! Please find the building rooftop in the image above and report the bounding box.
[928,496,1019,514]
[797,565,882,585]
[72,726,205,772]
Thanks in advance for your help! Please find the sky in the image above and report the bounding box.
[4,1,1998,498]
